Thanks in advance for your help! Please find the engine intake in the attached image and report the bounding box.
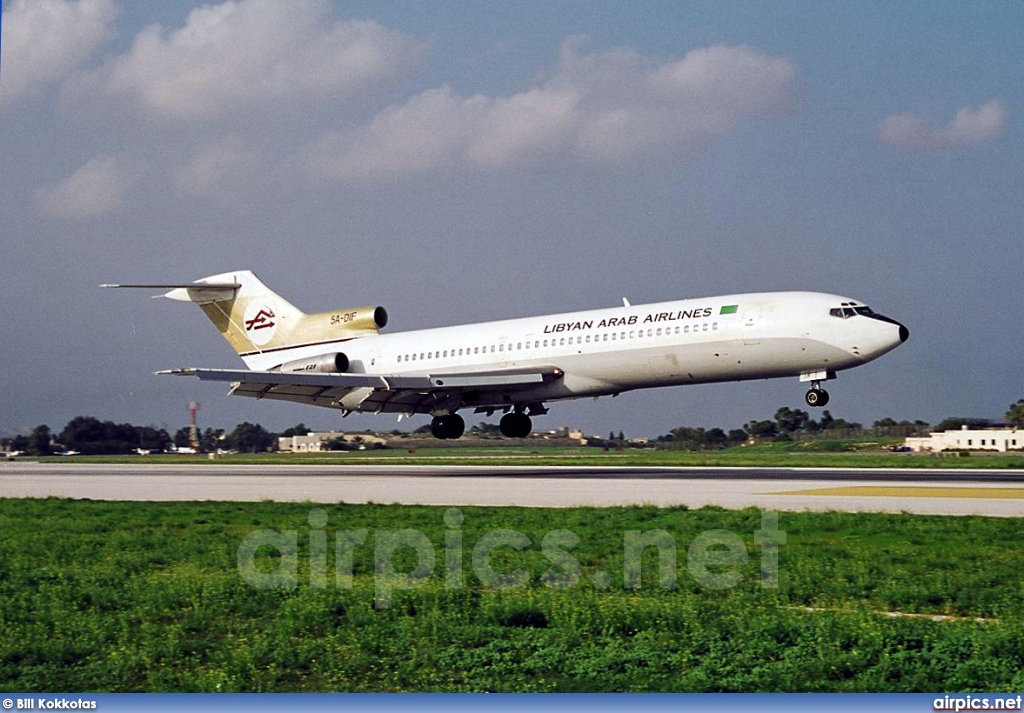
[276,352,349,373]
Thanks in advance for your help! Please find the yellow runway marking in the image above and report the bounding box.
[770,486,1024,499]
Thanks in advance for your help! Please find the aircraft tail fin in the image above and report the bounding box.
[103,270,388,365]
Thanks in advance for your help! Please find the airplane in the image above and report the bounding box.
[103,270,908,439]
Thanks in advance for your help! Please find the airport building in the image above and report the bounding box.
[905,426,1022,453]
[278,432,387,452]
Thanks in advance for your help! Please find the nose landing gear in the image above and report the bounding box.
[804,382,830,408]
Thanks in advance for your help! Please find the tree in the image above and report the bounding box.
[59,416,145,455]
[775,407,810,434]
[28,425,52,456]
[227,422,274,453]
[281,423,312,437]
[173,427,192,448]
[745,420,778,439]
[200,428,225,452]
[935,417,991,432]
[704,427,727,447]
[666,426,730,451]
[727,428,748,444]
[138,426,171,452]
[1006,399,1024,428]
[470,422,501,436]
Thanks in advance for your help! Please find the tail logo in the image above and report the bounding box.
[243,301,278,346]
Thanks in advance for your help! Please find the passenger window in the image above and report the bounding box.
[656,328,662,336]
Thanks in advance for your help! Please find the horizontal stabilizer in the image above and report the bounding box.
[102,282,241,304]
[101,283,241,289]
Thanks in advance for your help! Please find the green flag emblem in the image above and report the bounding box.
[720,305,739,315]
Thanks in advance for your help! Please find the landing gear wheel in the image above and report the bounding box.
[805,388,830,408]
[499,412,532,438]
[430,414,465,440]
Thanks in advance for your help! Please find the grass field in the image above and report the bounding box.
[2,498,1023,692]
[19,442,1024,468]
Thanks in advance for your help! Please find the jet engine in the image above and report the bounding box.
[276,352,349,373]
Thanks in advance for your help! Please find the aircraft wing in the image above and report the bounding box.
[160,366,563,414]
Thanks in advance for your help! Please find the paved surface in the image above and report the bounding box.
[3,462,1024,516]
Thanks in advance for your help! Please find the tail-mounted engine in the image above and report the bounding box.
[276,352,350,373]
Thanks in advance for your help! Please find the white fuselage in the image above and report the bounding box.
[242,291,907,411]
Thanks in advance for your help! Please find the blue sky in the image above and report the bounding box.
[1,0,1021,438]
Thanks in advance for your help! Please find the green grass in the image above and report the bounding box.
[2,499,1024,691]
[22,443,1024,468]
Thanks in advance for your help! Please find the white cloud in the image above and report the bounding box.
[97,0,426,122]
[34,154,138,219]
[305,40,795,180]
[878,100,1008,149]
[172,137,263,195]
[0,0,116,109]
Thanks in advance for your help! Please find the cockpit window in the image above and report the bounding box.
[831,305,873,319]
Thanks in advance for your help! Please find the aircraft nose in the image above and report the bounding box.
[898,323,909,343]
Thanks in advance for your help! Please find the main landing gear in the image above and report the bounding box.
[430,414,465,440]
[499,412,532,438]
[804,382,830,408]
[430,404,540,440]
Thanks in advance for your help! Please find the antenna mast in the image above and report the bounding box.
[187,401,200,450]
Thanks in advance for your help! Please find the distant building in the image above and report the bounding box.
[905,426,1022,453]
[278,432,387,452]
[542,426,588,444]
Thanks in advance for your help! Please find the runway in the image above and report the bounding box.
[3,462,1024,516]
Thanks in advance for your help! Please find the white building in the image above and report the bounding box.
[278,432,386,452]
[905,426,1022,453]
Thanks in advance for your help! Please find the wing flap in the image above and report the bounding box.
[160,365,563,413]
[160,366,559,390]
